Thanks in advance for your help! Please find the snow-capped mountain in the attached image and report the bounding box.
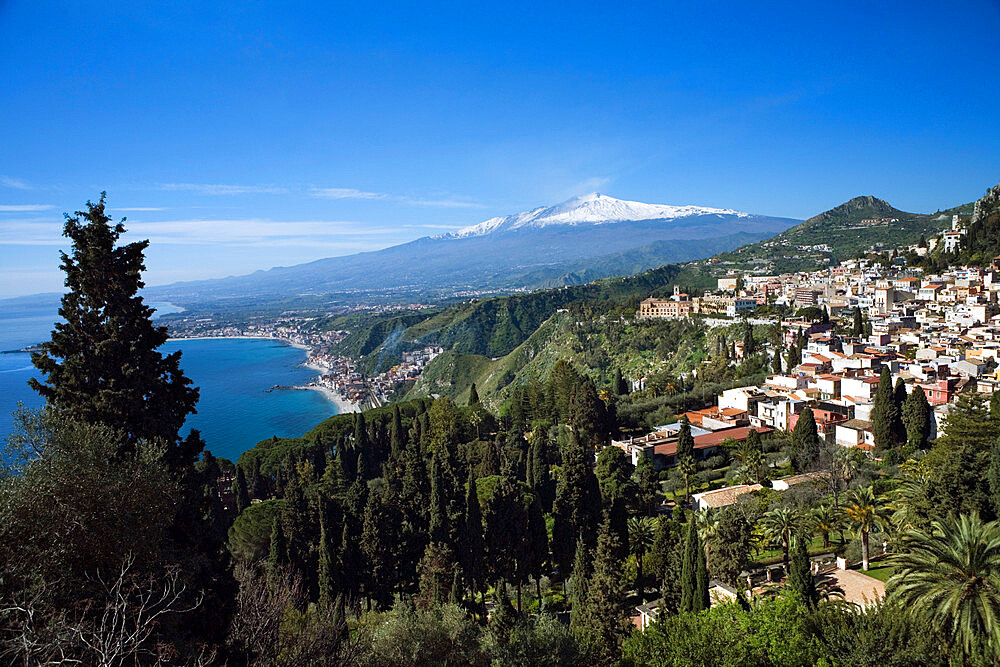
[147,193,799,304]
[446,193,750,238]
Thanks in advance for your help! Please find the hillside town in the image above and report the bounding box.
[629,215,995,477]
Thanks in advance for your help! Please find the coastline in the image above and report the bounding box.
[167,335,357,414]
[305,384,361,414]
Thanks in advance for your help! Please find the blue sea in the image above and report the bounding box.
[0,300,337,462]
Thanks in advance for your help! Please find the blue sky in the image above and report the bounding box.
[2,1,999,298]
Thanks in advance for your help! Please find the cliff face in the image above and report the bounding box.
[973,183,1000,224]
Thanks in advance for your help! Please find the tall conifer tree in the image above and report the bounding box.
[30,194,199,462]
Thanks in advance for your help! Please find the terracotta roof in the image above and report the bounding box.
[693,484,763,509]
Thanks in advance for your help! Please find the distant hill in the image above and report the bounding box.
[326,192,977,384]
[706,195,972,274]
[145,194,798,305]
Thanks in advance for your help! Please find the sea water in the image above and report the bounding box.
[0,302,337,463]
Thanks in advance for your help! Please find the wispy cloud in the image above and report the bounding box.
[309,187,388,200]
[0,204,54,212]
[0,176,32,190]
[404,198,484,209]
[159,183,289,195]
[0,217,401,247]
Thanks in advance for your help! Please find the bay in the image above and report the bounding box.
[0,301,337,462]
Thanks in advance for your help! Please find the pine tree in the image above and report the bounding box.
[676,416,695,462]
[233,465,251,512]
[29,194,199,462]
[790,407,821,472]
[468,383,480,406]
[786,535,818,608]
[903,384,932,448]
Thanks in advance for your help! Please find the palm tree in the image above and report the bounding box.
[761,507,801,572]
[888,462,932,533]
[830,446,867,506]
[732,439,764,484]
[627,516,657,590]
[697,509,720,570]
[808,503,840,549]
[888,513,1000,660]
[678,455,696,504]
[843,486,890,571]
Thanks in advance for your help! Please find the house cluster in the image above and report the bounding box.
[638,285,757,319]
[610,417,774,471]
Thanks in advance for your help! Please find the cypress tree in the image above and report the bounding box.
[871,366,899,450]
[390,405,404,458]
[676,416,695,462]
[468,383,480,406]
[990,438,1000,520]
[695,529,710,612]
[902,384,931,448]
[569,537,591,628]
[852,307,863,337]
[268,516,287,573]
[773,348,783,374]
[523,496,549,603]
[354,412,369,454]
[615,368,629,395]
[339,520,360,601]
[29,194,199,462]
[892,378,909,445]
[485,460,524,585]
[786,535,817,608]
[742,320,756,357]
[576,517,629,663]
[680,516,698,613]
[318,498,336,608]
[428,449,450,547]
[552,428,601,571]
[233,465,251,512]
[790,406,821,472]
[463,468,485,601]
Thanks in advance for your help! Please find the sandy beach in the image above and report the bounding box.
[307,384,361,414]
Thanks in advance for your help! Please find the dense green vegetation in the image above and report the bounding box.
[6,192,1000,665]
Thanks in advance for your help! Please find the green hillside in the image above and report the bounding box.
[708,196,971,274]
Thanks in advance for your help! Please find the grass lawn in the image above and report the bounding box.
[856,562,895,583]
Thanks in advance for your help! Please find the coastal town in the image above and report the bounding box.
[166,317,442,411]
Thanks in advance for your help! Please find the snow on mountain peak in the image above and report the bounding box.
[445,193,749,238]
